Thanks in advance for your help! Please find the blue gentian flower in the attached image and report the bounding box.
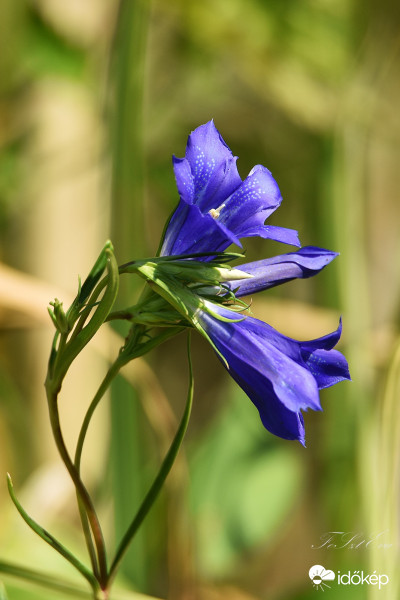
[151,121,350,444]
[160,120,300,257]
[197,302,350,445]
[227,246,338,297]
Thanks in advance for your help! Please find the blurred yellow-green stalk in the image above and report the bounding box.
[1,1,400,599]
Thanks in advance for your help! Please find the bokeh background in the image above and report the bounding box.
[1,1,400,599]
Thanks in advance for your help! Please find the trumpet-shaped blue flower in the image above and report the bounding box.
[151,121,350,444]
[160,120,300,257]
[198,302,350,445]
[228,246,338,297]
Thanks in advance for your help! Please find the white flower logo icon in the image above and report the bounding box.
[309,565,335,590]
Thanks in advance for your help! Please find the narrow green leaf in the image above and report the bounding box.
[108,332,195,583]
[6,474,97,591]
[120,251,245,270]
[0,561,91,599]
[77,241,114,306]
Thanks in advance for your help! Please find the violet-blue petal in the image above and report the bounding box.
[178,120,242,212]
[258,399,306,445]
[242,315,350,389]
[301,348,351,389]
[255,225,301,246]
[217,165,300,247]
[198,303,350,443]
[161,122,300,257]
[228,246,338,297]
[160,200,241,257]
[300,318,343,351]
[299,319,351,388]
[172,157,194,205]
[199,306,322,415]
[226,348,307,444]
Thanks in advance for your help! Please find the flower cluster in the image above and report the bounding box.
[154,121,349,445]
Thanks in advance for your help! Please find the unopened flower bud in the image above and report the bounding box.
[48,299,69,334]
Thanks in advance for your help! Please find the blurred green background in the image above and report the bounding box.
[1,0,400,599]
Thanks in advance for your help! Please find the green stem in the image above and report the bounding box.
[73,361,123,585]
[43,251,119,587]
[46,395,108,589]
[108,333,194,584]
[75,326,186,474]
[75,360,123,474]
[76,497,100,583]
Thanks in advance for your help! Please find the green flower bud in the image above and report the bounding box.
[156,260,253,285]
[48,299,69,334]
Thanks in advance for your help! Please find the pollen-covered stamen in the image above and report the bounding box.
[209,203,226,219]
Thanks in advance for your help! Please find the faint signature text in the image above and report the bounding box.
[311,531,393,551]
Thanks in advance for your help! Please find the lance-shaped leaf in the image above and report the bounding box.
[6,474,97,590]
